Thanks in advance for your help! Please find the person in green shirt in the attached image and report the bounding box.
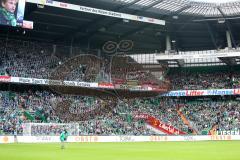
[0,0,18,26]
[60,129,68,149]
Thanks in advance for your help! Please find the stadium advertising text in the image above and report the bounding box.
[2,76,240,95]
[74,136,98,142]
[35,136,53,142]
[9,77,97,88]
[155,51,240,60]
[162,89,240,97]
[119,136,135,142]
[216,130,240,135]
[0,75,11,82]
[2,135,240,143]
[26,0,165,25]
[211,135,232,141]
[150,136,168,142]
[98,82,114,89]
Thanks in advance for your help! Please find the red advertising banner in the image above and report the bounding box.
[0,76,11,82]
[134,113,186,135]
[98,82,114,89]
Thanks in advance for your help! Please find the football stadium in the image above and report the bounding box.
[1,0,240,160]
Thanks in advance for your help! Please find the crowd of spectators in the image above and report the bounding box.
[110,55,164,86]
[4,39,240,90]
[216,101,240,131]
[0,40,167,87]
[179,99,240,133]
[0,39,106,83]
[0,89,155,135]
[1,39,240,90]
[1,88,240,136]
[169,71,240,90]
[1,39,240,136]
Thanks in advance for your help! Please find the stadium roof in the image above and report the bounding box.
[1,0,240,52]
[105,0,240,17]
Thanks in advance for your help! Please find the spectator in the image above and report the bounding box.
[0,0,18,26]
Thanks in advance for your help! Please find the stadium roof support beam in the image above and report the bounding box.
[165,5,192,52]
[54,0,142,42]
[157,59,184,67]
[176,59,185,67]
[219,57,237,66]
[120,5,191,39]
[205,22,218,50]
[166,35,171,51]
[218,7,237,66]
[226,31,232,48]
[217,7,237,48]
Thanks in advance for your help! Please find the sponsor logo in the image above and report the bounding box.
[119,84,129,89]
[76,82,90,87]
[163,89,240,97]
[148,18,154,22]
[74,136,98,142]
[48,80,63,85]
[119,136,134,142]
[46,0,53,4]
[183,136,195,141]
[98,83,114,88]
[0,76,11,82]
[2,136,9,143]
[150,136,168,142]
[234,89,240,95]
[211,135,232,141]
[216,130,240,135]
[35,136,52,141]
[59,2,68,8]
[186,90,204,96]
[19,77,31,83]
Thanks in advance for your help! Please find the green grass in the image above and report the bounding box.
[0,141,240,160]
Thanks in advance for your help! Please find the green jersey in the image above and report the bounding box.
[60,131,68,142]
[0,7,17,26]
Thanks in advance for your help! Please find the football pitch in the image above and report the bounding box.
[0,141,240,160]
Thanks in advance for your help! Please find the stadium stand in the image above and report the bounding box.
[1,87,240,136]
[1,38,240,136]
[2,1,240,160]
[169,69,240,90]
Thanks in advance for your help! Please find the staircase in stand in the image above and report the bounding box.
[209,124,218,135]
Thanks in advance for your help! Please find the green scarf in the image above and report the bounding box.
[0,7,17,26]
